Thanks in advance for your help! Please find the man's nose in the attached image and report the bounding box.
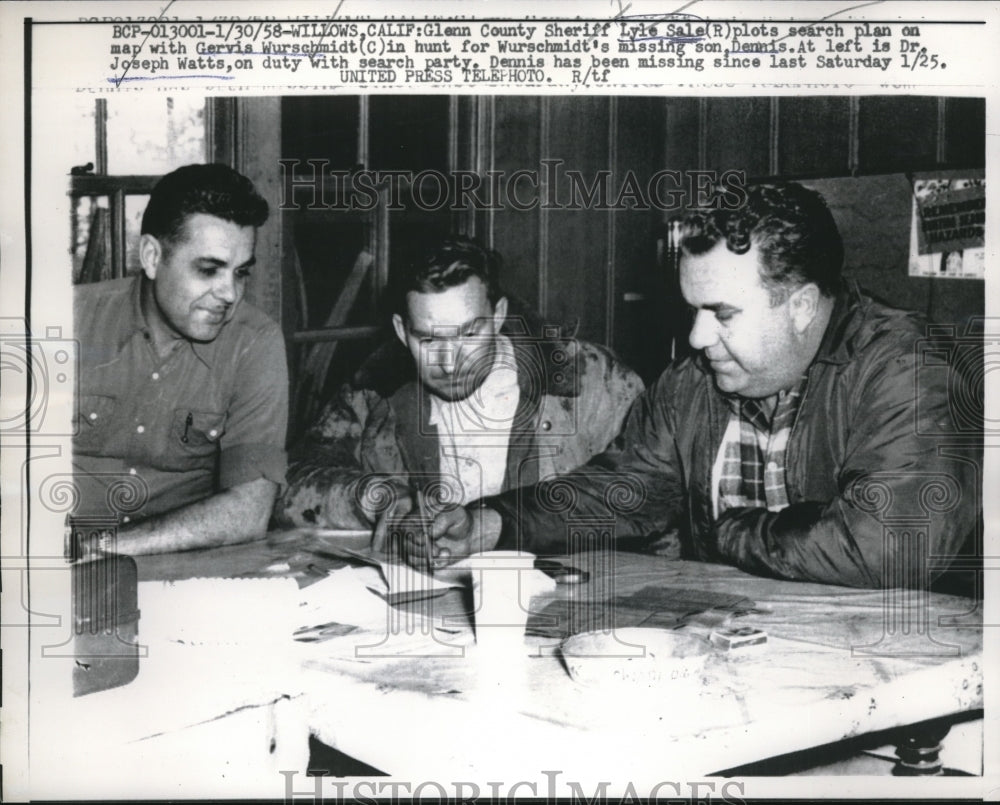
[688,310,717,351]
[427,342,456,374]
[212,272,238,305]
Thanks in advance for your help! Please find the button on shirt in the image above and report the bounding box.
[72,275,288,520]
[428,335,520,506]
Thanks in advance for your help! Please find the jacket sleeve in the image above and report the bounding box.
[712,341,977,588]
[486,370,688,555]
[274,385,407,528]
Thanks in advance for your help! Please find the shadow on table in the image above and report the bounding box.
[307,734,387,777]
[717,710,982,777]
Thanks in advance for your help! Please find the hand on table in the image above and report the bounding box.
[399,505,503,570]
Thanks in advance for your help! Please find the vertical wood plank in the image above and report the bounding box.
[777,97,852,177]
[234,97,283,325]
[704,97,770,178]
[943,97,985,168]
[605,98,618,349]
[471,95,494,244]
[538,97,550,318]
[611,96,668,380]
[858,97,939,173]
[110,188,125,279]
[542,96,611,343]
[488,95,542,310]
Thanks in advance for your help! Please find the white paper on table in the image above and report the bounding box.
[373,558,463,604]
[138,576,302,648]
[300,538,463,602]
[295,565,392,632]
[294,564,475,655]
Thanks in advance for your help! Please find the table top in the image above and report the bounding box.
[136,533,984,782]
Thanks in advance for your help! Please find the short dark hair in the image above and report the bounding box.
[392,236,503,316]
[679,182,844,298]
[141,163,269,247]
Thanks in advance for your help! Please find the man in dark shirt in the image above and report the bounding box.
[411,183,978,589]
[73,164,288,555]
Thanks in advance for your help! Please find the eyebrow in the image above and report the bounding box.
[689,302,741,313]
[407,316,483,339]
[197,256,257,269]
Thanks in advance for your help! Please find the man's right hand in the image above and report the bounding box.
[399,505,503,568]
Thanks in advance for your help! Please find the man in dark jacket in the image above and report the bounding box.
[417,183,979,589]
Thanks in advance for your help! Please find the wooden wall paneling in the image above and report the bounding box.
[777,97,852,177]
[449,96,481,236]
[281,96,359,169]
[943,97,986,168]
[543,96,612,344]
[469,96,494,243]
[610,97,669,380]
[489,95,543,311]
[538,97,550,320]
[704,97,771,178]
[857,96,939,174]
[662,97,701,215]
[659,96,704,365]
[663,98,701,173]
[234,97,284,325]
[206,97,235,168]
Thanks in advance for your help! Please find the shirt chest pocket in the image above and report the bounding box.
[169,409,227,467]
[74,395,118,454]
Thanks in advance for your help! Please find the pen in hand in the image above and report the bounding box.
[416,488,434,576]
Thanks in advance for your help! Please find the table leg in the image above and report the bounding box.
[891,717,952,776]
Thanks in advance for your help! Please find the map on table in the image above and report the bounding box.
[525,586,757,639]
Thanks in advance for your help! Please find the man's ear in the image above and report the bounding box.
[391,313,407,347]
[492,296,508,331]
[789,283,820,334]
[139,234,161,280]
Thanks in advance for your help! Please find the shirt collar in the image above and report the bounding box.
[113,273,146,351]
[726,373,807,428]
[188,335,216,368]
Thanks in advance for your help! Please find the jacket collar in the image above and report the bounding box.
[500,314,579,403]
[811,280,866,367]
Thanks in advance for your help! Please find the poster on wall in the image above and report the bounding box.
[909,170,986,279]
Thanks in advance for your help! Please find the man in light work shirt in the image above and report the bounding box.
[416,184,978,589]
[276,237,646,551]
[73,164,288,555]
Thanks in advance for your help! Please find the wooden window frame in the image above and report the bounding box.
[69,98,226,282]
